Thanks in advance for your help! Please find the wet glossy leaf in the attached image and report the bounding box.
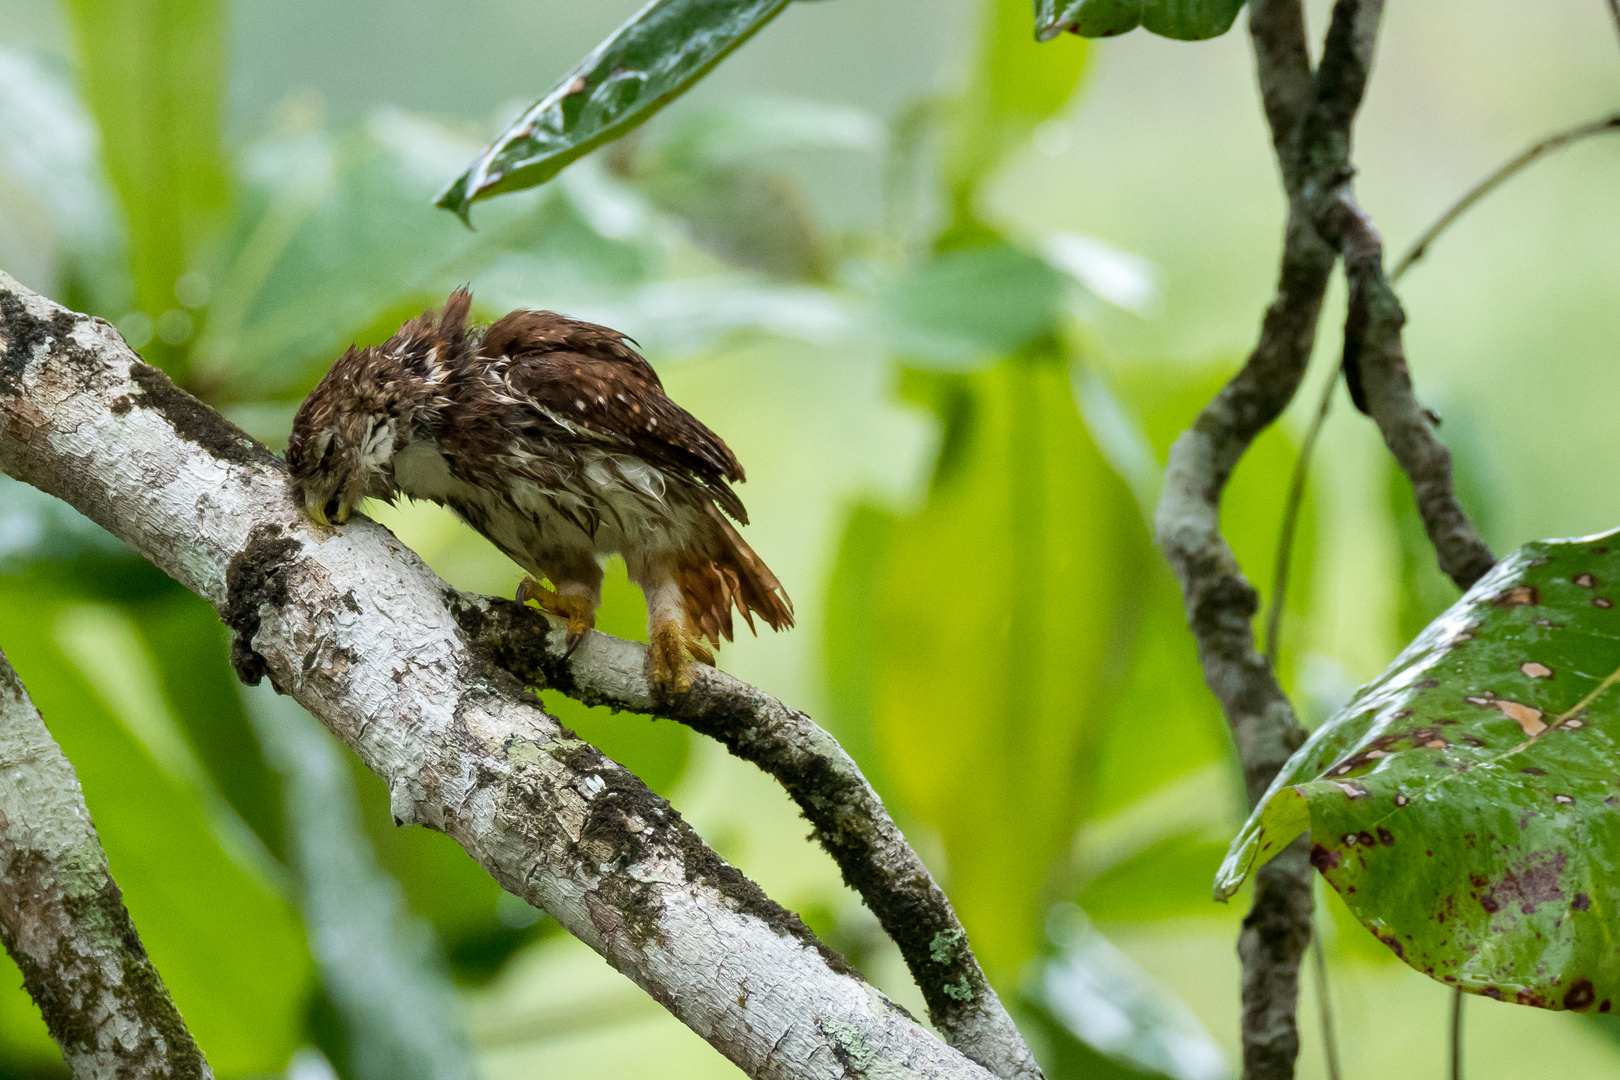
[62,0,229,378]
[1218,532,1620,1011]
[1036,0,1247,42]
[437,0,791,221]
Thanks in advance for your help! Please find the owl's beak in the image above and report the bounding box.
[304,490,349,527]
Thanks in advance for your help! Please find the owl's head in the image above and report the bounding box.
[287,290,473,527]
[286,346,408,526]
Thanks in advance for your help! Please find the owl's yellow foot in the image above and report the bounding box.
[649,620,693,694]
[517,578,596,656]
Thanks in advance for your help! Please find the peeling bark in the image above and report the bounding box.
[0,649,212,1080]
[0,272,999,1080]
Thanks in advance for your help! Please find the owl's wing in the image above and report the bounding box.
[481,310,750,523]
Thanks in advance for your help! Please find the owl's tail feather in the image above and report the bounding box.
[677,506,795,649]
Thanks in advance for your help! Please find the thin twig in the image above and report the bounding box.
[1263,372,1336,664]
[1309,931,1342,1080]
[1391,114,1620,281]
[1450,987,1464,1080]
[1605,0,1620,51]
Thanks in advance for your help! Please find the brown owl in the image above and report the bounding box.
[285,290,792,692]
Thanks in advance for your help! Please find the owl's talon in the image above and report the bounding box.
[649,621,693,693]
[517,578,596,652]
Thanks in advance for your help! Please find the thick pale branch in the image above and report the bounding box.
[0,272,998,1080]
[457,597,1038,1080]
[0,649,212,1080]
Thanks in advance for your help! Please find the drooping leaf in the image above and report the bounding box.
[62,0,229,378]
[850,354,1148,980]
[436,0,792,221]
[245,688,476,1080]
[1024,906,1231,1079]
[1036,0,1248,42]
[1218,532,1620,1011]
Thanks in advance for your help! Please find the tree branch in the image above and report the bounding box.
[0,271,1000,1080]
[0,648,213,1080]
[1160,5,1495,1079]
[1391,113,1620,281]
[1332,202,1495,589]
[456,596,1040,1080]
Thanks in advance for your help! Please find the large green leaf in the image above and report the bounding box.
[436,0,792,221]
[1035,0,1248,42]
[1218,531,1620,1010]
[63,0,229,379]
[844,354,1147,980]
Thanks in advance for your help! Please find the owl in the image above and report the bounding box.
[285,290,792,692]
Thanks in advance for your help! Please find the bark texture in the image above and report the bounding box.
[0,272,999,1080]
[458,596,1038,1080]
[0,649,213,1080]
[1155,1,1491,1077]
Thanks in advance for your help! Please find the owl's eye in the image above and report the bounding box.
[316,432,336,468]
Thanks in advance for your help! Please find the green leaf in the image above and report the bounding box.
[879,244,1068,370]
[1025,906,1230,1079]
[63,0,229,379]
[437,0,792,221]
[852,354,1148,980]
[199,110,650,400]
[1218,532,1620,1011]
[947,0,1090,229]
[1036,0,1247,42]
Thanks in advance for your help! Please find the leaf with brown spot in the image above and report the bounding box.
[1218,532,1620,1012]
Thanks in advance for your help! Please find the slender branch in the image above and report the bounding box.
[456,596,1041,1080]
[1263,372,1335,664]
[1332,201,1496,590]
[0,648,213,1080]
[1308,932,1342,1080]
[1606,0,1620,52]
[0,272,999,1080]
[1449,986,1464,1080]
[1391,113,1620,281]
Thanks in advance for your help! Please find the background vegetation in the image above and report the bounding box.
[1,0,1618,1077]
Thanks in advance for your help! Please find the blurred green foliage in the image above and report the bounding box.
[0,0,1578,1076]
